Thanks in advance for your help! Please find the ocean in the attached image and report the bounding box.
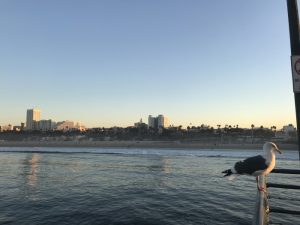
[0,147,299,225]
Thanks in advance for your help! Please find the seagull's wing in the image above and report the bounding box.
[234,155,268,175]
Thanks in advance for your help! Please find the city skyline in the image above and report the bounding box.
[0,1,297,128]
[0,107,295,130]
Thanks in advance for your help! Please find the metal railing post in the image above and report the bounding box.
[252,176,269,225]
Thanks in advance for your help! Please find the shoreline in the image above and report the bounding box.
[0,141,297,150]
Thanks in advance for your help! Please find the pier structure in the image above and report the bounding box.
[287,0,300,159]
[253,169,300,225]
[252,2,300,224]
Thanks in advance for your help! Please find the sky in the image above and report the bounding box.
[0,0,298,128]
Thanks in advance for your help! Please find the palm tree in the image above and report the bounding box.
[271,126,277,132]
[251,124,255,144]
[270,126,277,138]
[216,125,222,143]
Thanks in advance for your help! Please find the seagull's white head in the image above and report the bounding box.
[263,142,282,154]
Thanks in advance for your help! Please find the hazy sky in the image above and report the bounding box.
[0,0,297,128]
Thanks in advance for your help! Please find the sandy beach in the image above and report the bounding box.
[0,140,297,150]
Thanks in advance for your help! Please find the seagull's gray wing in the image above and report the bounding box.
[234,155,268,175]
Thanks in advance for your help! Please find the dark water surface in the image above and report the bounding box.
[0,147,299,225]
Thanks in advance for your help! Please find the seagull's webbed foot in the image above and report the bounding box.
[257,186,266,192]
[256,177,266,193]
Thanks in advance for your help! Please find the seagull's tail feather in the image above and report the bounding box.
[222,169,238,181]
[222,169,232,177]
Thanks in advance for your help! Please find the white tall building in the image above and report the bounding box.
[148,115,157,128]
[157,115,169,128]
[26,108,41,130]
[148,114,169,129]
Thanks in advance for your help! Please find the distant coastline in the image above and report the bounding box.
[0,140,297,150]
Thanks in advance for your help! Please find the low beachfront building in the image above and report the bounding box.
[56,120,86,131]
[274,124,297,141]
[33,119,56,131]
[0,124,13,132]
[134,118,148,129]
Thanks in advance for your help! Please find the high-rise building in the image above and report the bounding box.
[26,108,41,130]
[148,114,169,129]
[157,115,169,128]
[148,115,157,129]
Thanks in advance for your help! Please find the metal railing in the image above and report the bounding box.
[252,169,300,225]
[253,176,269,225]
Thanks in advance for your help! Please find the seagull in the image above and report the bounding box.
[222,142,282,191]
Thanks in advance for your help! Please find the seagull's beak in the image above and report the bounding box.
[275,148,282,154]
